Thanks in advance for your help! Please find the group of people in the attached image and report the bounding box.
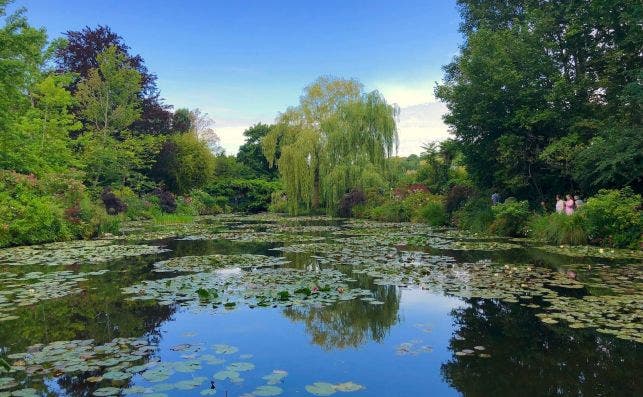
[490,191,584,216]
[555,194,583,215]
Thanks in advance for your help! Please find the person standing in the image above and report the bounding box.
[564,194,575,215]
[574,195,584,208]
[555,195,564,214]
[491,192,501,205]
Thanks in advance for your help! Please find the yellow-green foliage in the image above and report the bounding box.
[582,188,641,248]
[0,171,119,247]
[529,213,588,246]
[263,77,398,215]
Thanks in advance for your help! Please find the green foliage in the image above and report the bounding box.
[151,132,215,194]
[418,201,448,227]
[582,188,641,248]
[572,127,643,193]
[367,202,411,223]
[187,189,224,215]
[489,200,531,237]
[204,179,280,213]
[213,154,254,179]
[0,171,119,247]
[237,123,279,180]
[529,213,588,246]
[453,197,494,233]
[438,1,642,198]
[75,45,141,136]
[263,76,398,214]
[268,190,289,213]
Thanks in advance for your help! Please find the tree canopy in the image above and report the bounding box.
[437,0,642,198]
[262,76,398,214]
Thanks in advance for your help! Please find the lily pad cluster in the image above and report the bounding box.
[152,254,289,273]
[305,381,365,396]
[0,269,109,322]
[3,337,152,394]
[122,268,372,309]
[0,240,168,267]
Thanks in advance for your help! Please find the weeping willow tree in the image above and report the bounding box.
[262,76,398,214]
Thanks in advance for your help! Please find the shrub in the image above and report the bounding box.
[153,187,177,213]
[368,202,411,222]
[188,189,224,215]
[101,188,127,215]
[0,171,119,247]
[453,197,494,233]
[581,188,641,248]
[529,213,588,245]
[419,201,448,226]
[205,179,280,213]
[268,190,289,213]
[489,200,531,237]
[111,187,157,220]
[338,188,367,217]
[150,133,215,194]
[445,184,474,213]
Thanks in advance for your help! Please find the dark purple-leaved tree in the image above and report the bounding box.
[56,25,172,135]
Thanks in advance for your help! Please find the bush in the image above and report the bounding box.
[582,188,641,248]
[445,184,474,213]
[489,200,531,237]
[529,213,588,245]
[268,190,289,213]
[188,189,225,215]
[368,201,411,222]
[338,188,367,217]
[453,197,494,233]
[0,171,119,247]
[205,179,280,213]
[153,187,177,213]
[150,133,215,194]
[101,188,127,215]
[419,201,448,226]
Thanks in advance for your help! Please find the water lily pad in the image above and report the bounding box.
[214,370,241,381]
[262,370,288,385]
[305,382,336,396]
[334,382,364,392]
[93,387,122,396]
[103,371,131,381]
[213,344,238,355]
[253,385,283,396]
[227,362,254,372]
[142,368,173,382]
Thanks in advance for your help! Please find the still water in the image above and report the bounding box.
[0,216,641,396]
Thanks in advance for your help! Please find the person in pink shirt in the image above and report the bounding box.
[564,194,575,215]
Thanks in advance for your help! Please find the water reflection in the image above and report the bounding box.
[283,284,400,350]
[441,298,643,396]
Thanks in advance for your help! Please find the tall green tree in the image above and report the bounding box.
[263,76,398,214]
[237,123,279,180]
[438,0,642,199]
[0,2,81,175]
[75,46,141,138]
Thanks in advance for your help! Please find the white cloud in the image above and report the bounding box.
[395,102,451,156]
[373,80,438,107]
[213,117,272,155]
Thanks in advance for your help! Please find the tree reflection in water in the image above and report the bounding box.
[442,298,642,396]
[283,281,400,350]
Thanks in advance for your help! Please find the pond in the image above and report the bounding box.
[0,214,641,396]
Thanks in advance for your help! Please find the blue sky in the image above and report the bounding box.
[16,0,462,155]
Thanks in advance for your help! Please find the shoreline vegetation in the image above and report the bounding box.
[1,0,641,252]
